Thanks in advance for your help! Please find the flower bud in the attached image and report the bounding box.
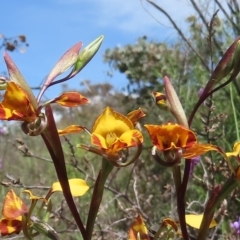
[70,35,104,77]
[163,76,188,127]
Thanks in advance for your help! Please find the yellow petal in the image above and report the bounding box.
[51,178,89,197]
[128,214,150,240]
[0,82,37,121]
[152,92,168,110]
[120,130,144,146]
[185,214,217,229]
[93,107,133,137]
[91,133,108,149]
[226,141,240,157]
[58,125,85,136]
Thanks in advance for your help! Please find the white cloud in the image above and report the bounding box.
[85,0,195,33]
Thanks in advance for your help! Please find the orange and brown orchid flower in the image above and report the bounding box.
[0,190,28,236]
[0,81,89,135]
[0,179,89,237]
[128,215,150,240]
[0,81,37,122]
[62,107,145,166]
[145,123,223,167]
[0,189,47,237]
[128,214,216,240]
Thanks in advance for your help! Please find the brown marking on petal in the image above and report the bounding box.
[91,134,105,149]
[145,123,197,151]
[0,218,22,236]
[0,106,8,120]
[127,108,146,126]
[2,190,28,219]
[55,92,89,107]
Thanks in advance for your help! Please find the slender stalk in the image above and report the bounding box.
[230,83,239,140]
[172,165,189,240]
[197,175,240,240]
[42,106,87,239]
[86,159,114,239]
[189,61,240,126]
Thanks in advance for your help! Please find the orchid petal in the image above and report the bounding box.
[127,108,145,126]
[183,143,223,159]
[226,142,240,157]
[58,125,85,136]
[0,82,37,121]
[128,214,150,240]
[120,130,144,147]
[53,92,89,107]
[4,52,37,109]
[51,178,89,197]
[93,107,133,137]
[91,133,108,149]
[23,190,45,201]
[185,214,217,229]
[2,190,28,219]
[0,217,22,236]
[145,123,197,151]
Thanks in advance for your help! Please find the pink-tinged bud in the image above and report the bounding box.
[37,42,82,102]
[204,37,240,96]
[189,38,240,126]
[45,42,82,84]
[164,76,188,127]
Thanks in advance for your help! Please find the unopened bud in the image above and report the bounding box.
[71,35,104,77]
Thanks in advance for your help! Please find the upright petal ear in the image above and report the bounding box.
[127,108,146,126]
[3,52,37,110]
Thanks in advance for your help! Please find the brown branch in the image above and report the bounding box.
[146,0,210,72]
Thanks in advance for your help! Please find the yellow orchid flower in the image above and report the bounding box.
[91,107,143,156]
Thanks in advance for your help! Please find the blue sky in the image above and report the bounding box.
[0,0,206,98]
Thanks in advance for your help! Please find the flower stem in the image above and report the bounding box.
[86,159,114,240]
[42,105,87,239]
[197,175,240,240]
[172,165,189,240]
[230,83,239,140]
